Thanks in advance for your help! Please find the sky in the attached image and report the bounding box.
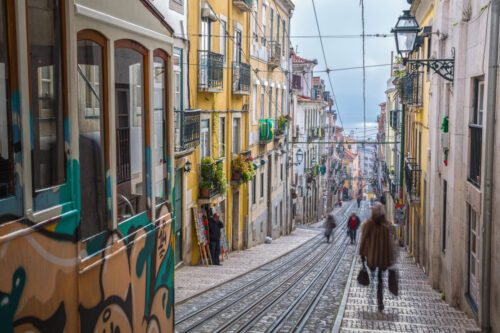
[290,0,410,137]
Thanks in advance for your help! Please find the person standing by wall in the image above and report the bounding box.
[347,211,361,244]
[359,202,394,311]
[208,213,224,265]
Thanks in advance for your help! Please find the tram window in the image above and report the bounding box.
[153,54,167,202]
[77,38,107,238]
[115,44,147,222]
[27,0,66,190]
[0,0,12,199]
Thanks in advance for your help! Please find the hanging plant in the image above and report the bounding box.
[440,115,449,133]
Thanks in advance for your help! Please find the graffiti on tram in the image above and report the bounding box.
[0,205,174,332]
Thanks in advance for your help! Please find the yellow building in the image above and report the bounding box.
[182,0,252,264]
[402,0,434,264]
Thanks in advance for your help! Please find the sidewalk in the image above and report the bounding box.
[335,247,480,332]
[174,227,321,304]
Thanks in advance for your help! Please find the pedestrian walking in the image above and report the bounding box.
[359,202,395,311]
[324,214,336,243]
[357,194,362,208]
[346,211,361,244]
[208,212,224,265]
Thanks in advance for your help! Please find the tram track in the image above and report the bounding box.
[176,201,356,333]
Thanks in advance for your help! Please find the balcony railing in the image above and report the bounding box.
[233,0,253,11]
[198,50,224,92]
[175,109,201,152]
[259,118,274,143]
[268,41,281,69]
[405,157,421,203]
[200,158,224,199]
[402,71,423,106]
[469,124,482,187]
[232,61,250,94]
[308,127,318,140]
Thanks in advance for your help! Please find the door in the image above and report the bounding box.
[174,169,182,265]
[468,205,479,305]
[232,191,240,250]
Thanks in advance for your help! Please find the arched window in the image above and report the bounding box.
[153,49,169,203]
[77,29,109,238]
[114,40,149,222]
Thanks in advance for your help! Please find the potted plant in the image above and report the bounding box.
[277,115,290,135]
[232,154,255,183]
[200,180,212,198]
[200,157,215,197]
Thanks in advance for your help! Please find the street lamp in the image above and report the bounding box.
[295,149,304,165]
[392,9,455,82]
[391,10,420,60]
[184,160,192,173]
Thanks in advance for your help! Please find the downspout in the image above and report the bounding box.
[480,0,500,331]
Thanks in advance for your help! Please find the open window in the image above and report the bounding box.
[114,40,148,223]
[77,30,108,239]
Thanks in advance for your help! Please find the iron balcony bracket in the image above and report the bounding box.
[406,48,455,82]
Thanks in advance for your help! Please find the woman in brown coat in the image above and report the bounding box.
[359,202,394,311]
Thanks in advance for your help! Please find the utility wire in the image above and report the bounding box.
[360,0,367,174]
[182,33,393,39]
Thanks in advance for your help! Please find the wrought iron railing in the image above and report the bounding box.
[405,157,421,202]
[200,158,224,199]
[308,127,318,140]
[198,50,224,91]
[402,71,423,106]
[259,118,274,142]
[175,109,200,152]
[232,61,250,94]
[469,124,482,186]
[268,41,281,69]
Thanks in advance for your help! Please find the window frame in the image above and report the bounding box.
[220,19,227,64]
[76,29,111,238]
[114,39,151,224]
[232,116,241,155]
[0,0,22,223]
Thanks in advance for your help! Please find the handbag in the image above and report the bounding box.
[388,268,398,296]
[357,260,370,286]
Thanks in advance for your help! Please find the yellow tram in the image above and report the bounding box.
[0,0,176,331]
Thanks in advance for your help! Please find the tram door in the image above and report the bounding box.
[174,169,182,265]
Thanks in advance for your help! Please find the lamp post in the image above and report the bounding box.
[392,10,455,82]
[294,149,304,165]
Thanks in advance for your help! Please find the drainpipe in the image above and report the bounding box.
[481,0,500,331]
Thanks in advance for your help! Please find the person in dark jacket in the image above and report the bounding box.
[359,202,395,311]
[324,214,336,243]
[346,211,361,244]
[208,213,224,265]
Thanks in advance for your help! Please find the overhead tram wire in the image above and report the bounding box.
[184,33,393,39]
[310,0,344,129]
[360,0,367,174]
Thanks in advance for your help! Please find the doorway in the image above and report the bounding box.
[468,204,479,306]
[232,191,240,250]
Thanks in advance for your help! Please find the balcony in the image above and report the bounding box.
[405,157,421,203]
[175,109,200,153]
[199,158,224,200]
[268,41,281,70]
[468,124,482,187]
[232,61,250,95]
[259,118,274,143]
[198,50,224,92]
[233,0,253,11]
[402,71,423,106]
[308,127,318,141]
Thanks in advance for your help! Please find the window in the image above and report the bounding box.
[252,175,256,204]
[282,19,286,56]
[201,119,210,158]
[220,20,227,63]
[262,5,267,46]
[252,84,257,124]
[28,0,66,191]
[153,50,169,203]
[0,0,13,201]
[281,88,284,116]
[468,204,480,305]
[280,163,283,181]
[114,41,148,222]
[232,118,241,154]
[260,171,264,198]
[234,29,242,64]
[270,8,274,43]
[442,180,447,253]
[254,0,259,43]
[219,117,225,157]
[469,78,484,186]
[277,15,280,44]
[260,86,265,119]
[268,86,273,118]
[77,31,108,238]
[275,87,278,120]
[173,48,183,111]
[201,18,211,51]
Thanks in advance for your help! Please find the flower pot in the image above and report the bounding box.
[232,172,241,181]
[200,187,209,198]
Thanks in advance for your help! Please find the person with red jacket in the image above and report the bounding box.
[347,211,361,244]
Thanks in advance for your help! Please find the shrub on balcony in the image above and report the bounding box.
[276,115,290,135]
[200,157,228,196]
[232,154,255,183]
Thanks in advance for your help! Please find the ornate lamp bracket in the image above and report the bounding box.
[406,48,455,82]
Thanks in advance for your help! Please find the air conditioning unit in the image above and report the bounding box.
[440,132,449,150]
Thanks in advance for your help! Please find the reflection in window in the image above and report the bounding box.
[115,46,146,222]
[28,0,65,190]
[153,56,167,202]
[0,0,12,198]
[77,39,106,238]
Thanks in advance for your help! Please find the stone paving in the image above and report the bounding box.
[336,248,481,333]
[174,227,321,304]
